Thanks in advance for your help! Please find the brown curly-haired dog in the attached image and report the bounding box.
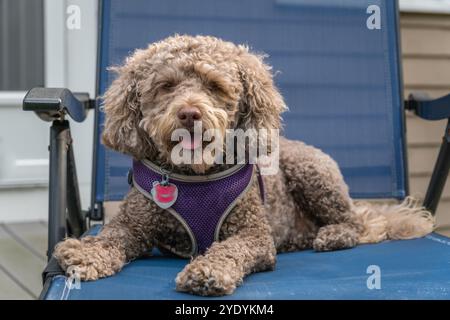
[54,35,434,296]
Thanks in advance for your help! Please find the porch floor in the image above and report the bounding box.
[0,221,449,300]
[0,222,47,299]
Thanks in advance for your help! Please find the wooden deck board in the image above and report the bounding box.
[0,224,46,299]
[3,222,48,260]
[0,267,33,300]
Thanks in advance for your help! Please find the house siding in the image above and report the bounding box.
[401,13,450,228]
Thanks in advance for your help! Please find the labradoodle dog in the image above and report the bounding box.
[54,35,434,296]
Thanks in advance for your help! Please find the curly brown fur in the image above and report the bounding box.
[176,184,276,296]
[54,35,434,296]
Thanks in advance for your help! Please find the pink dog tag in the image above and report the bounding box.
[151,180,178,209]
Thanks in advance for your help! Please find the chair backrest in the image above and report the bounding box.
[93,0,407,207]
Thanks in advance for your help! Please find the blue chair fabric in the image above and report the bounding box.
[44,226,450,300]
[94,0,407,202]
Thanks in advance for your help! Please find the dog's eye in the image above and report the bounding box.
[208,81,225,93]
[160,81,176,91]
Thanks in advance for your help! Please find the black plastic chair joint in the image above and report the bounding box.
[406,92,450,121]
[23,87,94,123]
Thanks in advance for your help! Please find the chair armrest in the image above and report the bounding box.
[23,87,94,122]
[23,88,90,258]
[405,91,450,214]
[405,92,450,121]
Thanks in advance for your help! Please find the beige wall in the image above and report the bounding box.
[401,13,450,230]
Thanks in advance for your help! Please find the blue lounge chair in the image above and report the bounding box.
[23,0,450,299]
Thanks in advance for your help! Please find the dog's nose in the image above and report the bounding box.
[177,106,202,128]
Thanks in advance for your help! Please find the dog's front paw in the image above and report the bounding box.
[313,224,359,252]
[53,237,124,281]
[175,258,240,296]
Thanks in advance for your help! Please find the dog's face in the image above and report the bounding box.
[102,35,286,173]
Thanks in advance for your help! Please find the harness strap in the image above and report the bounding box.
[130,160,261,256]
[128,164,265,204]
[255,165,265,204]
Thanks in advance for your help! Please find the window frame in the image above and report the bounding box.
[399,0,450,14]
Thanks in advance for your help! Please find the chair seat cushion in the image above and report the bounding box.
[43,227,450,300]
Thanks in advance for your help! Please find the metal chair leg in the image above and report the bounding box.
[423,119,450,215]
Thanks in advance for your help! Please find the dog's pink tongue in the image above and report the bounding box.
[181,135,201,150]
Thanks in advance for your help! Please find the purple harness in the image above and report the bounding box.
[131,160,264,256]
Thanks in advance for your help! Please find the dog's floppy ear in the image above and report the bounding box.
[101,63,152,159]
[236,49,287,131]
